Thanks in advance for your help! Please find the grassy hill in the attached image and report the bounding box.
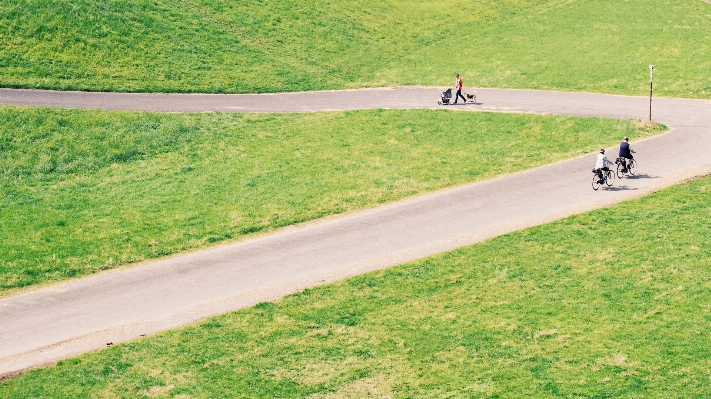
[1,0,710,97]
[2,1,709,395]
[2,173,709,398]
[0,106,664,294]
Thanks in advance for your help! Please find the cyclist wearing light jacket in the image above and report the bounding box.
[595,148,612,176]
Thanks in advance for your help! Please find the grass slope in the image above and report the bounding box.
[0,107,664,294]
[1,0,710,97]
[2,174,710,398]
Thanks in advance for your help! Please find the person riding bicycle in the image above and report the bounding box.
[595,148,612,182]
[618,137,636,171]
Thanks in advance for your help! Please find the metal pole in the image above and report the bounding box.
[649,81,652,122]
[649,65,654,121]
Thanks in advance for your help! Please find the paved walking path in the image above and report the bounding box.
[1,87,710,378]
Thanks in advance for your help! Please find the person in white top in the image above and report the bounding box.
[594,148,612,180]
[595,148,612,169]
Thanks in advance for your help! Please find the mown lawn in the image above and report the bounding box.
[1,0,710,98]
[0,107,665,294]
[2,174,709,398]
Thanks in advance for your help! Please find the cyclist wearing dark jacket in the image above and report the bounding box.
[618,137,636,171]
[619,137,635,160]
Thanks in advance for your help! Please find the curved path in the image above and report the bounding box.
[1,87,710,378]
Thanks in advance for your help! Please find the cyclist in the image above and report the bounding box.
[618,137,636,171]
[595,148,612,182]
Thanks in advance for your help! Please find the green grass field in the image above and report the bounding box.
[1,0,710,97]
[2,174,709,398]
[2,1,709,396]
[0,107,665,294]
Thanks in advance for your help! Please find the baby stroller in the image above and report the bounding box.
[437,88,452,105]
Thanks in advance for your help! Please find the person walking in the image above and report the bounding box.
[453,73,467,104]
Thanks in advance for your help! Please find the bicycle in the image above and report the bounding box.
[615,157,637,178]
[592,167,615,190]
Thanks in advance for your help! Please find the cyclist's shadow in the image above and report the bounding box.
[623,173,659,180]
[607,174,661,190]
[604,185,638,191]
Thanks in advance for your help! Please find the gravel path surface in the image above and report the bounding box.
[1,87,709,378]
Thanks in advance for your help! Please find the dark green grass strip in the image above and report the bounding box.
[0,107,664,294]
[1,0,710,98]
[2,174,710,398]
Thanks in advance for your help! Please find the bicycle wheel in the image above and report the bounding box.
[616,163,625,179]
[592,174,601,190]
[628,159,637,175]
[605,169,615,186]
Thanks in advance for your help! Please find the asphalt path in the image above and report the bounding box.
[1,87,710,378]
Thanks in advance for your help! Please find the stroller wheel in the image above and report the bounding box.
[438,101,442,105]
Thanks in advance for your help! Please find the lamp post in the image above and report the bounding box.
[649,65,654,121]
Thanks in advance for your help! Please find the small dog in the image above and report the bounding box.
[465,91,477,103]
